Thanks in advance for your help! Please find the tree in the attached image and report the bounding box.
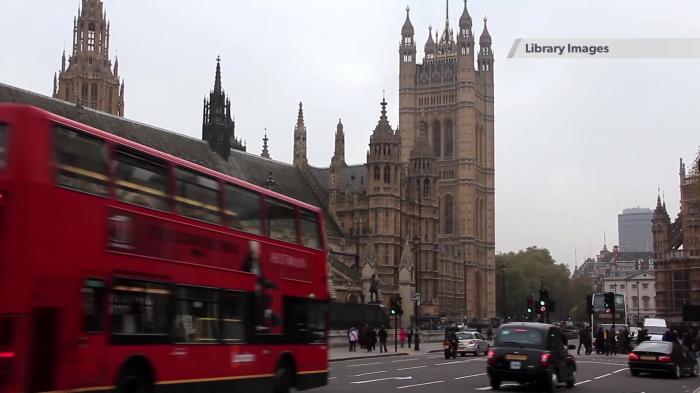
[496,246,593,322]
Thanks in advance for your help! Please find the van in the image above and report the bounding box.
[643,318,667,341]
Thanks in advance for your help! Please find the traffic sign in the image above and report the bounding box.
[411,292,421,302]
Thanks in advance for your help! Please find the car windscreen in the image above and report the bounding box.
[495,326,544,348]
[645,326,667,335]
[457,332,474,340]
[634,341,672,354]
[0,124,7,171]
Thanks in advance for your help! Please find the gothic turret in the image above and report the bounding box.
[293,102,308,167]
[424,26,436,59]
[457,0,474,62]
[202,56,245,159]
[478,17,494,73]
[54,0,124,116]
[437,0,455,55]
[652,194,672,259]
[400,6,417,68]
[331,118,346,168]
[261,129,270,159]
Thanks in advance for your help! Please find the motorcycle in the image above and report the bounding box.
[443,339,458,359]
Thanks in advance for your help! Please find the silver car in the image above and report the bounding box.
[456,331,489,356]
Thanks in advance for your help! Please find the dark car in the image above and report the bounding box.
[486,322,576,392]
[628,340,698,378]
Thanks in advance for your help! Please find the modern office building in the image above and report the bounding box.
[618,208,653,252]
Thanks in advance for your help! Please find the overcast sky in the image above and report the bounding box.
[2,0,698,269]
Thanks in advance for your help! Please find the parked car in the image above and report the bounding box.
[487,322,576,392]
[457,331,489,356]
[628,340,698,378]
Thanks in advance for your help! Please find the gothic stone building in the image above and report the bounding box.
[652,152,700,322]
[296,2,496,322]
[53,0,124,116]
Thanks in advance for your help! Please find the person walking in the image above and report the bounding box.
[399,328,407,348]
[486,327,493,342]
[585,326,593,355]
[577,326,587,355]
[378,325,388,353]
[407,325,414,348]
[595,327,605,354]
[348,327,358,352]
[606,328,616,356]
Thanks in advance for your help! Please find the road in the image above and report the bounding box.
[318,351,700,393]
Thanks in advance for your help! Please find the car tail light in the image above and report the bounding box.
[540,353,551,367]
[658,355,672,363]
[628,352,640,361]
[0,352,14,359]
[487,350,496,365]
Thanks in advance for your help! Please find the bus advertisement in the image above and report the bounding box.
[0,105,329,393]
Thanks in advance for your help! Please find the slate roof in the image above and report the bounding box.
[308,164,367,195]
[0,83,342,237]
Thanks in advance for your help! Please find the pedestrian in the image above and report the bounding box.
[348,327,358,352]
[399,328,407,348]
[637,328,647,344]
[486,327,493,342]
[585,326,593,355]
[407,325,414,348]
[370,327,377,352]
[595,327,605,354]
[577,326,586,355]
[378,325,388,353]
[606,328,616,356]
[662,329,674,342]
[683,330,694,351]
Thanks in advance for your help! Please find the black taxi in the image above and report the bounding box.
[487,322,576,391]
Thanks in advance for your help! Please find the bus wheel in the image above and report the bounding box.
[116,357,154,393]
[273,364,293,393]
[117,375,152,393]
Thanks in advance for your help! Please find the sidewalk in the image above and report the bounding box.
[330,341,445,361]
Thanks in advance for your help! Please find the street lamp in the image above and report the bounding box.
[413,234,420,351]
[501,262,506,320]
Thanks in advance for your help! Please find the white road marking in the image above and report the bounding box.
[434,360,469,366]
[347,362,382,368]
[328,377,337,380]
[475,387,492,391]
[397,365,428,371]
[575,379,592,386]
[593,373,612,380]
[612,368,627,373]
[396,380,444,389]
[475,384,516,391]
[392,358,421,363]
[351,376,413,384]
[577,360,627,366]
[454,372,486,380]
[353,370,387,377]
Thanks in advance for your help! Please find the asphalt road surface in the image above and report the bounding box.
[318,351,700,393]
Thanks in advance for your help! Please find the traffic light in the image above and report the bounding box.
[390,297,397,315]
[396,296,404,315]
[603,292,615,314]
[539,299,547,314]
[526,295,534,314]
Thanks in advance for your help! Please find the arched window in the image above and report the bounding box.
[444,119,454,158]
[384,165,391,184]
[432,120,441,157]
[81,82,88,103]
[88,23,96,51]
[423,179,430,198]
[642,296,650,309]
[374,165,380,181]
[444,194,454,234]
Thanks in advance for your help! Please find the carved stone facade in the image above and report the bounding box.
[652,151,700,322]
[54,0,124,116]
[301,2,496,322]
[202,57,246,159]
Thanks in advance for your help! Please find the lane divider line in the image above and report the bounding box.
[454,372,486,380]
[392,358,421,363]
[353,370,387,377]
[574,379,592,386]
[396,365,428,371]
[396,380,444,389]
[347,362,382,368]
[593,373,612,380]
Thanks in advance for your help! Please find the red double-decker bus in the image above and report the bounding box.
[0,104,329,393]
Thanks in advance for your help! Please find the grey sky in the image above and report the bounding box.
[1,0,698,268]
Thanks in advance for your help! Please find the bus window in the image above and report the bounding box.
[299,209,321,249]
[221,291,248,343]
[82,279,104,332]
[0,123,7,171]
[111,279,170,338]
[173,286,219,343]
[266,199,298,244]
[175,167,220,224]
[284,298,327,344]
[224,184,262,235]
[114,148,169,211]
[54,126,108,196]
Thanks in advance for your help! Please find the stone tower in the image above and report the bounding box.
[406,124,440,315]
[366,98,403,292]
[651,195,671,260]
[54,0,124,116]
[398,1,496,318]
[202,56,245,159]
[293,102,308,167]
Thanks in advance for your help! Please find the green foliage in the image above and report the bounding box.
[496,246,593,322]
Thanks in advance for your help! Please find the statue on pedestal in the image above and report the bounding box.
[369,273,380,303]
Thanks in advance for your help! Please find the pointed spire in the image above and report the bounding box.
[61,50,66,72]
[296,101,305,127]
[114,56,119,78]
[680,157,686,179]
[425,25,435,54]
[293,101,307,167]
[53,72,57,96]
[380,96,388,121]
[214,55,222,94]
[445,0,450,27]
[120,79,124,97]
[480,16,492,46]
[261,127,270,159]
[402,5,414,37]
[459,0,472,30]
